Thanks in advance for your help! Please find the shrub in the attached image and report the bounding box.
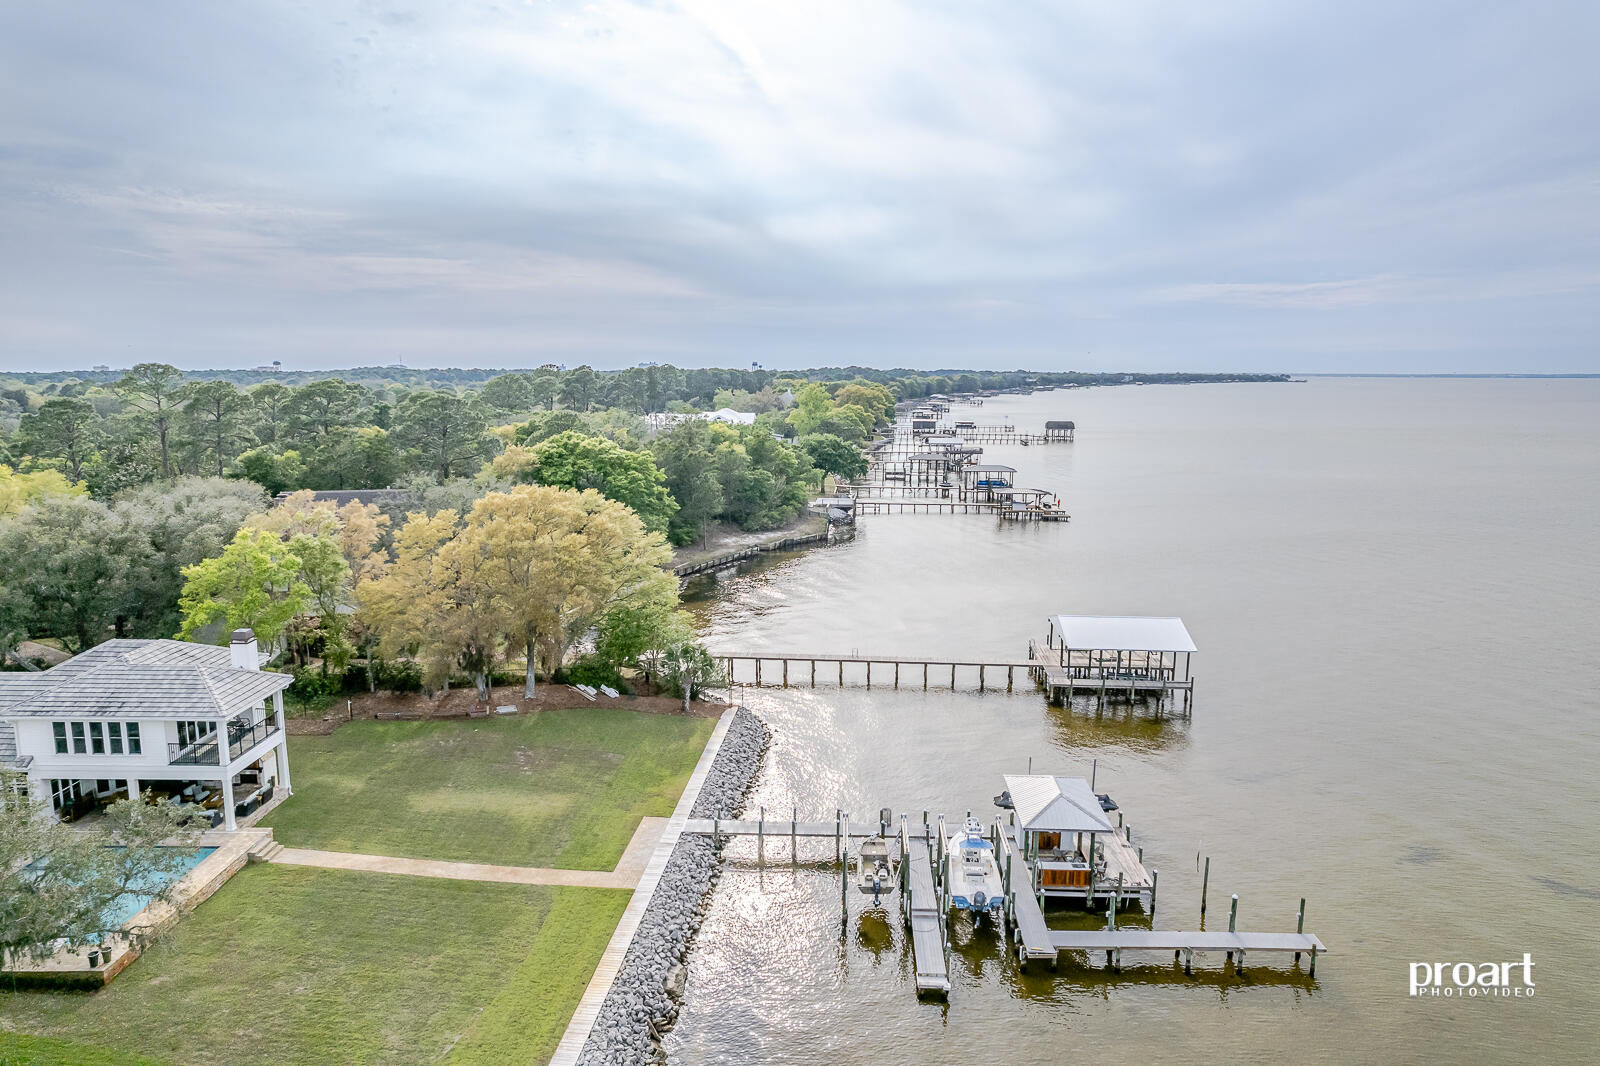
[286,667,342,708]
[564,655,627,692]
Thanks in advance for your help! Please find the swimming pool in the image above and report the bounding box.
[103,847,217,928]
[27,846,218,932]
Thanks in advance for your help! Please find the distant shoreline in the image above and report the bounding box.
[1296,372,1600,379]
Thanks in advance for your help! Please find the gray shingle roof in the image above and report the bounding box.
[0,639,292,719]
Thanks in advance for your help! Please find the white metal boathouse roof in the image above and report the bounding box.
[1004,775,1116,834]
[1049,615,1196,653]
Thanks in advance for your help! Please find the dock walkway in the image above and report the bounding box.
[901,825,951,995]
[714,651,1034,692]
[994,818,1056,964]
[1049,929,1326,975]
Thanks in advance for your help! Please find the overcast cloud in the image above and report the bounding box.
[1,1,1596,372]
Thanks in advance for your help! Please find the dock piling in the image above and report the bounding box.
[1295,898,1306,962]
[1226,894,1238,965]
[1200,856,1210,920]
[757,806,765,865]
[1150,868,1158,920]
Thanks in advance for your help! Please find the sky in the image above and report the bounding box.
[1,1,1596,374]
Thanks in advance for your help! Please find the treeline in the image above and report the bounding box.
[0,475,711,701]
[0,365,893,542]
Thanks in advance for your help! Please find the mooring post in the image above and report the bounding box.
[1200,856,1210,920]
[950,663,956,689]
[782,660,788,687]
[1007,665,1014,691]
[1150,868,1158,920]
[894,662,899,688]
[713,815,720,848]
[758,805,765,865]
[810,660,816,687]
[755,660,761,686]
[866,661,871,687]
[835,809,842,862]
[1295,897,1306,962]
[791,805,797,863]
[1226,893,1238,966]
[839,660,844,686]
[923,663,928,689]
[979,664,985,690]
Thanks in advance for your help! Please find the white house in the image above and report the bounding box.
[701,408,757,426]
[0,629,293,831]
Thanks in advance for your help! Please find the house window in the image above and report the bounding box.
[177,721,216,749]
[126,722,141,755]
[49,778,81,811]
[89,722,105,754]
[70,723,86,754]
[108,722,123,754]
[53,723,68,754]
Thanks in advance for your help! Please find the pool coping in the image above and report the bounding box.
[547,705,736,1066]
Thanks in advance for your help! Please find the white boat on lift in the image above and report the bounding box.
[855,835,898,904]
[945,817,1006,922]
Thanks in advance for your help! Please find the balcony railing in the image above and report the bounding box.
[167,717,281,766]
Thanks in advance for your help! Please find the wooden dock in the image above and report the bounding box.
[715,652,1035,692]
[853,499,999,515]
[679,807,1325,988]
[1048,929,1325,976]
[994,818,1058,964]
[1028,641,1194,712]
[1002,821,1153,906]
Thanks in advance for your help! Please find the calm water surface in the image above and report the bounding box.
[671,378,1600,1065]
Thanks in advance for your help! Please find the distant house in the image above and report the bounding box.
[775,389,797,409]
[0,630,292,831]
[701,408,757,426]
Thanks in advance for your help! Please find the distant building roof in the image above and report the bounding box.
[0,639,290,719]
[701,408,757,425]
[1004,775,1117,835]
[1048,615,1196,653]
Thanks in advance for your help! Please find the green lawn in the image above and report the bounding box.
[262,707,714,868]
[0,864,630,1066]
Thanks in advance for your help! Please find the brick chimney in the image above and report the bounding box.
[229,628,260,671]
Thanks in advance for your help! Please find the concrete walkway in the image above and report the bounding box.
[270,816,670,890]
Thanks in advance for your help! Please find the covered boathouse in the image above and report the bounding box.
[1003,774,1153,906]
[1029,614,1197,712]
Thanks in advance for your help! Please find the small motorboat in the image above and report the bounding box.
[855,836,898,904]
[1097,793,1118,812]
[993,789,1014,809]
[945,817,1006,922]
